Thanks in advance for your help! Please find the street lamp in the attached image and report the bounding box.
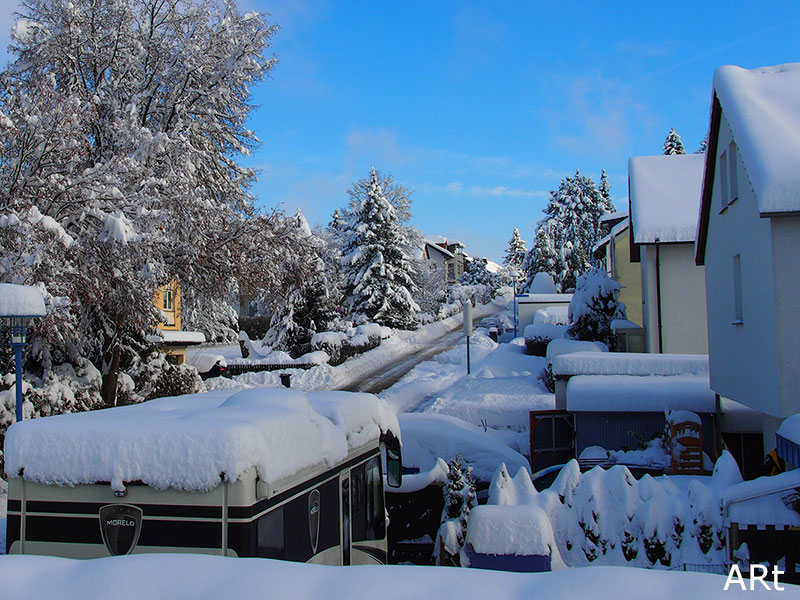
[0,283,47,422]
[510,269,521,339]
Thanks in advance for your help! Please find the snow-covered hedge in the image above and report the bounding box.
[523,323,569,356]
[479,453,800,571]
[310,324,383,366]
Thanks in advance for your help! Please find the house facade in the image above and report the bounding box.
[149,280,205,365]
[423,236,468,283]
[629,154,708,354]
[593,213,643,327]
[696,63,800,444]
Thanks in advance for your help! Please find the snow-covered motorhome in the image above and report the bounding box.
[4,388,402,564]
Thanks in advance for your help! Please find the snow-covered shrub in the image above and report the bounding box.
[238,316,272,342]
[309,326,382,367]
[130,353,205,401]
[435,454,477,567]
[523,323,568,356]
[568,267,625,349]
[539,363,555,393]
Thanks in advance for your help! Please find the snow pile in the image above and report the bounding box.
[533,305,569,325]
[546,339,607,360]
[550,352,708,377]
[4,388,400,491]
[184,349,227,374]
[776,413,800,445]
[713,62,800,214]
[628,154,705,243]
[465,504,561,562]
[0,283,46,317]
[396,457,450,493]
[530,272,558,294]
[479,454,800,571]
[398,413,528,483]
[523,323,568,341]
[566,375,715,413]
[0,553,771,600]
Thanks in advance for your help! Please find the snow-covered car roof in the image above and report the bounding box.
[4,388,400,492]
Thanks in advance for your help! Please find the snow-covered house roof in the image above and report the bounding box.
[423,239,454,259]
[593,217,630,253]
[4,388,400,492]
[628,154,705,245]
[599,210,629,224]
[427,234,465,249]
[0,283,46,317]
[146,330,206,345]
[485,260,504,274]
[697,62,800,264]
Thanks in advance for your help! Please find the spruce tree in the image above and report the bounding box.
[436,454,477,566]
[341,168,420,329]
[663,128,687,155]
[503,228,528,272]
[695,136,708,154]
[599,169,612,207]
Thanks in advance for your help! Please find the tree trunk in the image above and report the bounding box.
[100,341,121,408]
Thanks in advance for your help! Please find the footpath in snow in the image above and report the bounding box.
[204,296,507,394]
[0,553,780,600]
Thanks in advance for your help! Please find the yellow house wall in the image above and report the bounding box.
[614,229,643,327]
[154,281,181,331]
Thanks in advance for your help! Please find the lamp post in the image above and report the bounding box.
[510,269,520,339]
[1,283,47,422]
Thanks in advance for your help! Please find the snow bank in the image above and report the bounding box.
[0,283,46,317]
[0,553,771,600]
[550,352,708,377]
[628,154,705,243]
[4,388,400,491]
[395,457,449,493]
[566,375,716,413]
[546,339,607,360]
[713,62,800,214]
[184,349,227,374]
[398,413,529,482]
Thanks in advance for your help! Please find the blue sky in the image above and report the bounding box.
[2,1,798,262]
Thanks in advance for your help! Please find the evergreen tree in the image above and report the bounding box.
[663,128,687,155]
[568,267,626,349]
[599,169,612,206]
[523,170,613,292]
[695,135,708,154]
[341,168,420,329]
[435,454,477,566]
[503,228,528,272]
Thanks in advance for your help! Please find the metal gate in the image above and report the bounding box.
[529,410,575,473]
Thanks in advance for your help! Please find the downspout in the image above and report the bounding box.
[221,474,229,557]
[655,238,663,353]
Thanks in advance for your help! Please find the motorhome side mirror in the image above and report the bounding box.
[386,445,402,489]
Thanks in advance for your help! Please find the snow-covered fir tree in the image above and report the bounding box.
[522,171,614,292]
[0,0,279,405]
[695,135,708,154]
[663,128,687,155]
[568,267,626,349]
[599,169,612,205]
[340,168,420,329]
[435,454,477,566]
[503,228,528,272]
[262,211,340,357]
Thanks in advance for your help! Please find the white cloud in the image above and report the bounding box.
[444,182,463,193]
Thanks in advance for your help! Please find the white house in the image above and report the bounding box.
[423,236,468,283]
[695,62,800,445]
[629,153,708,354]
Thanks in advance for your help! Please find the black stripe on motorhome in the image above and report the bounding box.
[9,448,379,523]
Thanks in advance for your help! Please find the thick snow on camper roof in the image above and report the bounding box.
[4,388,400,492]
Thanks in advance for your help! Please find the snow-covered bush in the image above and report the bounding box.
[309,326,382,366]
[129,353,205,401]
[568,268,626,349]
[523,323,569,356]
[435,454,477,567]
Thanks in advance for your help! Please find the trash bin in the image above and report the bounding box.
[280,373,291,388]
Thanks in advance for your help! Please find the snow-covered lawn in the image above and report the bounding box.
[0,553,781,599]
[203,296,507,393]
[380,333,554,432]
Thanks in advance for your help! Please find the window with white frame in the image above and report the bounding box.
[163,288,175,311]
[732,254,743,324]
